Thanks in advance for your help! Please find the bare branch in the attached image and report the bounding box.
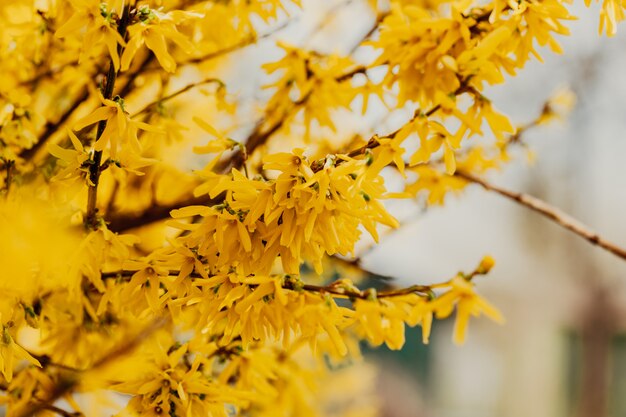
[455,170,626,262]
[131,78,223,118]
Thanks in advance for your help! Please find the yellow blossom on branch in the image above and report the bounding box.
[73,93,162,159]
[0,0,623,416]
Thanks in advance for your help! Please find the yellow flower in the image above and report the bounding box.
[1,320,41,382]
[73,94,162,158]
[112,339,250,417]
[47,129,90,183]
[596,0,626,35]
[121,7,201,73]
[55,0,126,71]
[430,276,504,345]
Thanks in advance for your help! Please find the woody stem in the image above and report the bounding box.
[456,170,626,262]
[85,4,132,229]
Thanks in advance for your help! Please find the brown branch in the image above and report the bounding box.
[299,260,489,299]
[455,170,626,262]
[100,259,492,301]
[2,158,14,196]
[28,353,82,373]
[131,78,223,118]
[170,19,293,68]
[17,63,74,88]
[19,88,91,161]
[106,193,222,232]
[297,282,432,299]
[91,317,169,371]
[309,83,468,172]
[347,10,390,54]
[215,66,367,173]
[85,4,133,229]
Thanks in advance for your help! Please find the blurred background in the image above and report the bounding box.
[249,1,626,416]
[359,2,626,417]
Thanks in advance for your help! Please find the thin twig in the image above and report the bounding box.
[99,263,490,301]
[131,78,223,118]
[178,19,293,67]
[347,10,390,55]
[455,170,626,262]
[90,317,169,371]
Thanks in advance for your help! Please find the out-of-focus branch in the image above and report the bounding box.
[19,88,91,161]
[107,193,222,232]
[131,78,223,118]
[181,20,293,67]
[16,317,168,417]
[455,170,626,262]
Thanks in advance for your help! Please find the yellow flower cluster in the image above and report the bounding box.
[171,149,397,275]
[370,1,573,108]
[0,0,621,416]
[262,43,361,134]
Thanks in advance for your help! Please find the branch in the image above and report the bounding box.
[455,170,626,262]
[19,87,91,161]
[106,193,222,232]
[85,4,133,229]
[310,83,469,172]
[100,259,492,301]
[131,78,223,118]
[170,18,293,68]
[28,353,82,373]
[347,10,390,54]
[296,260,489,299]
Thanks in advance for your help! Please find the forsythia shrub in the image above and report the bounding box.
[0,0,622,416]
